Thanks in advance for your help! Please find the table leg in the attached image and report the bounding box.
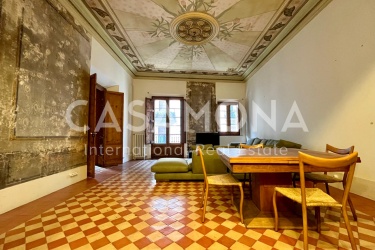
[252,173,294,212]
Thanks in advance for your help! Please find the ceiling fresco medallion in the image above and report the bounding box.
[82,0,313,80]
[170,12,219,46]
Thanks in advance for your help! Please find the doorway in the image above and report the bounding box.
[87,74,124,177]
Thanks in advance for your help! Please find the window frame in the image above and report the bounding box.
[151,96,185,145]
[217,101,240,136]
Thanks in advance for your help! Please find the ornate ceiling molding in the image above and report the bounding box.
[170,12,219,46]
[66,0,332,81]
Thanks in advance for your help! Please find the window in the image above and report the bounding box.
[153,97,184,144]
[217,102,240,135]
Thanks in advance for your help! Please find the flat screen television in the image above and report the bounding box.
[195,132,220,146]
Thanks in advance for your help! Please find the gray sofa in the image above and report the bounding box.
[231,137,302,149]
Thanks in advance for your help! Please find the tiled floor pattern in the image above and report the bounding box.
[0,160,375,249]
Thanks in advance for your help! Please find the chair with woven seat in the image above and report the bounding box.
[292,144,357,221]
[239,143,263,198]
[197,147,244,223]
[273,151,359,250]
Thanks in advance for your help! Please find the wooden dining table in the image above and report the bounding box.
[216,147,358,229]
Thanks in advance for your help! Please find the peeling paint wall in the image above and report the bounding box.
[185,82,217,147]
[0,0,90,189]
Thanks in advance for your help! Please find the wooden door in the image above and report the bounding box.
[102,91,124,166]
[87,74,97,177]
[95,86,105,167]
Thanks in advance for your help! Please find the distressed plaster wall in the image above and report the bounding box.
[0,0,90,189]
[185,82,217,147]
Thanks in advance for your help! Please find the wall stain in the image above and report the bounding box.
[0,0,91,189]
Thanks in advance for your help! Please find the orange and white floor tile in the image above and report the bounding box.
[0,160,375,249]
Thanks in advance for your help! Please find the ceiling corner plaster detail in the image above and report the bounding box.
[77,0,329,81]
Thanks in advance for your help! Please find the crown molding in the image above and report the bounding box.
[57,0,136,78]
[244,0,333,81]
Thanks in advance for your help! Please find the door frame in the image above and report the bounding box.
[151,96,185,158]
[87,74,97,177]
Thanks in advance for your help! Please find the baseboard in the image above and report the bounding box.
[123,154,131,162]
[330,175,375,201]
[0,165,87,214]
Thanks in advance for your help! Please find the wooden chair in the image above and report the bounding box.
[292,144,357,221]
[273,151,358,250]
[239,143,264,198]
[197,147,244,223]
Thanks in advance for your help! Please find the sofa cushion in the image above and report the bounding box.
[151,158,189,173]
[190,144,213,150]
[263,139,279,147]
[214,145,236,149]
[192,150,227,174]
[276,139,302,149]
[188,162,192,171]
[229,142,241,147]
[247,138,256,145]
[252,138,262,145]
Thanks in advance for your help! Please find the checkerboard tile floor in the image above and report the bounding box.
[1,160,375,249]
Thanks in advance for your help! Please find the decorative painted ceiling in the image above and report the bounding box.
[78,0,327,81]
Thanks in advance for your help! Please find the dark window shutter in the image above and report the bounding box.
[145,98,154,144]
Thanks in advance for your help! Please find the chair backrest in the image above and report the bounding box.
[326,144,354,154]
[239,143,263,149]
[325,144,354,176]
[196,147,208,181]
[298,151,358,206]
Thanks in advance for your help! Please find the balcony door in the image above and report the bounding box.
[149,97,185,158]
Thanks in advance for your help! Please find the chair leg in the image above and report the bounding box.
[272,189,279,231]
[302,201,309,250]
[239,185,244,224]
[342,176,357,221]
[315,206,321,233]
[202,185,209,223]
[342,206,358,250]
[292,173,297,187]
[325,182,330,195]
[201,182,206,208]
[230,186,234,206]
[249,174,253,199]
[347,195,357,221]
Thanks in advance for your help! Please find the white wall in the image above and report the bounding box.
[0,166,86,214]
[132,79,187,130]
[132,79,247,128]
[246,0,375,199]
[90,38,133,162]
[132,79,247,157]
